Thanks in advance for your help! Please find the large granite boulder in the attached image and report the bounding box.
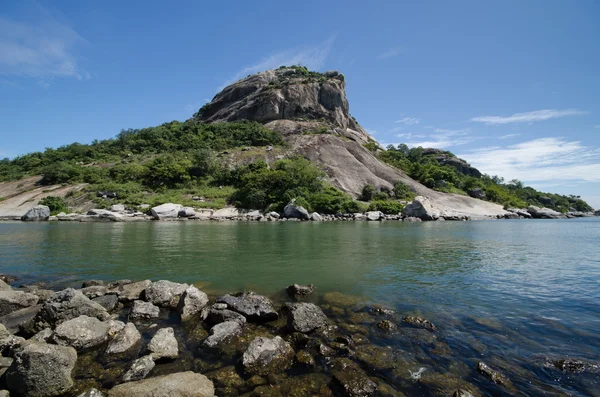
[148,327,178,360]
[177,285,209,321]
[285,302,328,333]
[51,315,110,350]
[5,342,77,397]
[21,205,50,221]
[403,196,440,220]
[242,336,295,375]
[527,206,565,219]
[108,371,215,397]
[178,207,196,218]
[365,211,384,221]
[150,203,183,220]
[216,292,278,322]
[145,280,189,308]
[283,199,310,220]
[21,288,108,335]
[0,291,39,317]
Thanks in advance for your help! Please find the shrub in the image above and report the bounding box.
[360,184,376,201]
[39,196,68,214]
[393,181,413,200]
[367,200,405,214]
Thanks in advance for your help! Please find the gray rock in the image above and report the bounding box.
[0,279,11,291]
[145,280,189,308]
[454,390,475,397]
[286,284,315,300]
[123,354,155,382]
[330,357,378,397]
[285,302,328,333]
[242,336,294,375]
[148,327,178,360]
[178,207,196,218]
[177,285,209,321]
[216,292,278,322]
[77,389,104,397]
[310,212,323,221]
[403,316,436,331]
[403,196,440,220]
[21,205,50,221]
[80,286,107,299]
[108,371,215,397]
[110,204,125,213]
[477,362,509,385]
[404,216,422,222]
[82,280,105,288]
[92,294,119,312]
[30,328,53,343]
[107,279,151,302]
[0,291,39,316]
[527,206,565,219]
[267,211,280,219]
[5,341,77,397]
[129,300,159,320]
[206,308,247,325]
[150,203,183,220]
[0,304,42,334]
[203,321,242,348]
[365,211,384,221]
[468,188,486,200]
[106,322,141,354]
[283,199,310,220]
[21,288,109,335]
[51,315,110,350]
[0,390,9,397]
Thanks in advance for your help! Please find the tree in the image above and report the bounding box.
[360,185,377,201]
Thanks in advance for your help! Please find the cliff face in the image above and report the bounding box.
[422,148,482,178]
[195,67,507,218]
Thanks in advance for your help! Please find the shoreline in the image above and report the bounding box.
[1,277,596,396]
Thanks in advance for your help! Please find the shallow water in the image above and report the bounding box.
[1,219,599,395]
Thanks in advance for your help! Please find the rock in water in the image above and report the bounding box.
[206,308,246,326]
[0,291,39,316]
[108,280,151,302]
[145,280,189,308]
[148,327,178,360]
[177,286,209,321]
[203,321,242,348]
[242,336,294,375]
[5,342,77,397]
[365,211,384,221]
[403,316,436,331]
[477,362,509,385]
[216,292,278,322]
[286,284,315,300]
[310,212,323,221]
[108,371,215,397]
[527,206,565,219]
[106,322,141,354]
[330,357,378,397]
[123,355,155,382]
[77,389,105,397]
[51,315,110,350]
[21,205,51,221]
[403,196,440,220]
[150,203,183,220]
[92,294,119,312]
[129,300,159,320]
[285,302,328,333]
[283,199,310,220]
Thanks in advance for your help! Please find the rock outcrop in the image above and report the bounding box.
[21,205,51,221]
[421,148,482,178]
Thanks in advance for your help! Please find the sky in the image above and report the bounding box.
[1,0,599,208]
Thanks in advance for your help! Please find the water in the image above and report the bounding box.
[1,218,599,395]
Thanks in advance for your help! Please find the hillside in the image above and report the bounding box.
[0,66,593,219]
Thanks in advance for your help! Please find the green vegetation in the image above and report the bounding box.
[358,182,412,214]
[39,196,68,215]
[302,125,330,135]
[379,144,593,212]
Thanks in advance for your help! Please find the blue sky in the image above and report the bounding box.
[1,0,599,207]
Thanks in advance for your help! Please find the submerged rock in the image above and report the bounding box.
[549,357,600,373]
[145,280,189,308]
[216,292,278,322]
[106,322,141,355]
[177,285,209,321]
[122,354,155,382]
[51,315,110,350]
[129,300,159,320]
[148,327,178,360]
[284,302,328,333]
[330,357,378,396]
[203,321,242,348]
[5,342,77,397]
[286,284,315,300]
[0,290,39,317]
[108,371,215,397]
[242,336,295,376]
[377,320,397,332]
[477,362,508,385]
[403,316,436,331]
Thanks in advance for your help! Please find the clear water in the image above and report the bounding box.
[1,219,599,395]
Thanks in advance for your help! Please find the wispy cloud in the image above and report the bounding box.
[365,129,377,136]
[400,128,475,149]
[471,109,586,125]
[594,125,600,129]
[458,137,600,184]
[395,117,420,125]
[377,47,402,60]
[498,133,520,140]
[219,35,336,90]
[0,8,89,82]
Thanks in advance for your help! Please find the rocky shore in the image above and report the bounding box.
[12,196,597,224]
[1,277,597,397]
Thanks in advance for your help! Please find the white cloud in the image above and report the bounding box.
[0,10,89,81]
[402,128,474,149]
[365,129,377,136]
[219,35,336,90]
[471,109,586,125]
[498,133,520,140]
[458,137,600,184]
[395,117,420,125]
[377,47,402,60]
[594,125,600,129]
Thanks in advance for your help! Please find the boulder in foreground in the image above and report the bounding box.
[21,205,50,221]
[283,199,310,220]
[242,336,294,375]
[108,371,215,397]
[150,203,183,220]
